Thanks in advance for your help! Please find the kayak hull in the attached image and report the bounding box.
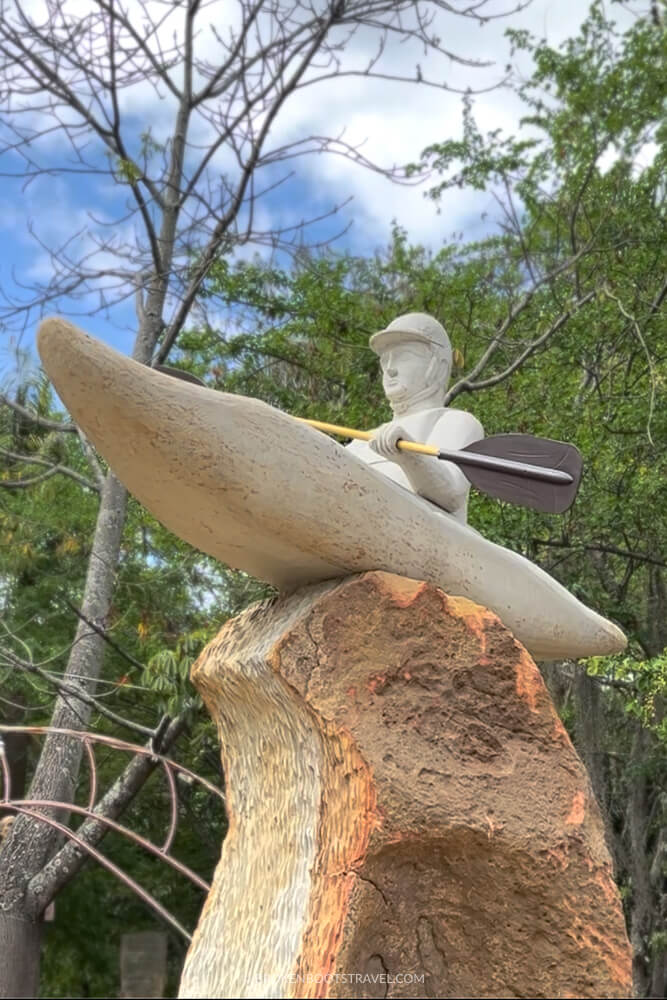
[37,318,626,660]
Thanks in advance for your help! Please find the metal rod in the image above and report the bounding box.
[0,736,11,802]
[84,738,97,813]
[161,758,179,854]
[11,805,192,940]
[9,799,210,892]
[0,726,225,802]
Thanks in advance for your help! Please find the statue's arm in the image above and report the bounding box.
[386,411,484,513]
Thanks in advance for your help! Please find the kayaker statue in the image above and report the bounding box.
[36,316,627,660]
[346,313,482,525]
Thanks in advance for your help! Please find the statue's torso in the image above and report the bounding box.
[346,408,471,521]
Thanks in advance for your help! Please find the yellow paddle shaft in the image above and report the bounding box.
[295,417,440,457]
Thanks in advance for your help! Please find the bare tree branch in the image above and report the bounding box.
[0,393,77,432]
[61,598,147,672]
[446,242,597,401]
[531,538,666,569]
[0,0,526,337]
[0,447,100,492]
[2,648,155,739]
[76,430,106,489]
[446,286,596,401]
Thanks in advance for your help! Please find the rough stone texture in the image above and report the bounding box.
[179,572,632,999]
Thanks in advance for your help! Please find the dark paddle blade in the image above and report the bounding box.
[456,434,582,514]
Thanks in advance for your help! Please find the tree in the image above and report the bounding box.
[0,372,231,996]
[0,0,529,994]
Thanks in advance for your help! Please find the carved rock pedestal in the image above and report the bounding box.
[178,572,631,999]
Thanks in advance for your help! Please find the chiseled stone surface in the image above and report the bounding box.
[179,572,632,999]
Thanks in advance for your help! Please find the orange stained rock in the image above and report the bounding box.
[179,572,632,1000]
[376,573,427,608]
[514,647,542,712]
[441,592,499,648]
[565,790,586,826]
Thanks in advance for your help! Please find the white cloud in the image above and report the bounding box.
[225,0,640,250]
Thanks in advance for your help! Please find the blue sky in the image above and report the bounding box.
[0,0,639,380]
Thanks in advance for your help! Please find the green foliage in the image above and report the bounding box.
[188,228,489,435]
[114,157,142,184]
[588,650,667,745]
[417,2,666,203]
[110,130,165,187]
[143,631,208,717]
[411,3,667,659]
[40,753,226,998]
[408,9,666,991]
[650,929,667,959]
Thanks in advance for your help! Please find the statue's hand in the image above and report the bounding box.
[369,423,414,461]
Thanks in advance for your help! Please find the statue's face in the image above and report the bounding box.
[379,341,433,404]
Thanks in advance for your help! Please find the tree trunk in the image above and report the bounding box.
[627,725,659,999]
[0,317,162,997]
[571,668,618,848]
[180,572,632,999]
[644,565,667,658]
[0,913,41,999]
[0,472,128,996]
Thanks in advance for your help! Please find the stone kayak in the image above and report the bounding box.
[37,318,626,661]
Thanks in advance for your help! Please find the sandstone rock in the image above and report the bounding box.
[179,572,632,999]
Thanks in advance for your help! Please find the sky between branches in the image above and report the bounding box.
[0,0,645,365]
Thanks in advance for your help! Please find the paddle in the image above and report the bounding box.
[297,417,582,514]
[154,366,582,514]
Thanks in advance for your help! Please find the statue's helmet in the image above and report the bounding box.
[369,313,452,375]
